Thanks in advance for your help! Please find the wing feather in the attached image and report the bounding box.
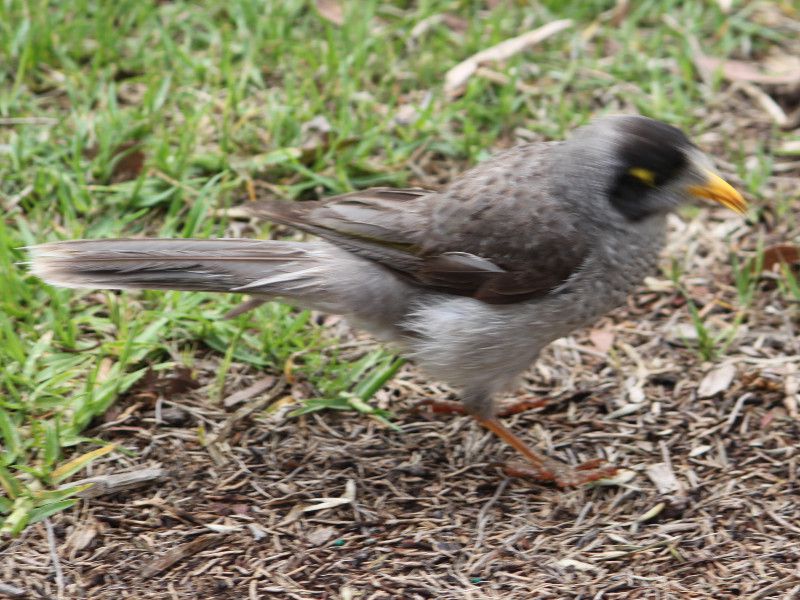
[245,145,587,304]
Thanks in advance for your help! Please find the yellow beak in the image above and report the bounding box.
[688,171,747,215]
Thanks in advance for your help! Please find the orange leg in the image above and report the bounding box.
[476,417,617,488]
[415,397,616,487]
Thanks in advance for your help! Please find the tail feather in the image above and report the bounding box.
[28,238,324,294]
[29,237,420,342]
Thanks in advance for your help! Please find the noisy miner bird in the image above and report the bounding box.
[30,115,746,486]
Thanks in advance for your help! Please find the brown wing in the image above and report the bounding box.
[247,146,586,304]
[248,188,432,273]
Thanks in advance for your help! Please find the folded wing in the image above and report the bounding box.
[248,151,586,304]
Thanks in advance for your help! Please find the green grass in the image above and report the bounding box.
[0,0,792,534]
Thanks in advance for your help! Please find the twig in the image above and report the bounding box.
[44,519,65,600]
[735,81,788,127]
[474,478,509,550]
[0,117,58,125]
[444,19,573,97]
[141,534,223,578]
[208,376,286,444]
[223,297,269,320]
[764,509,800,535]
[62,467,167,499]
[0,582,27,598]
[725,393,751,432]
[222,374,277,408]
[3,184,33,211]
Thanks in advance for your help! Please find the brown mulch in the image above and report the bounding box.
[4,82,800,600]
[4,218,800,599]
[3,314,800,600]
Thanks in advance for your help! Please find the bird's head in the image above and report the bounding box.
[560,115,747,222]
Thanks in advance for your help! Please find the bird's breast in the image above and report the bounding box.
[557,216,667,327]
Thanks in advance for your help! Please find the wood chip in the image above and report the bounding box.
[306,526,336,546]
[208,377,285,446]
[697,363,736,398]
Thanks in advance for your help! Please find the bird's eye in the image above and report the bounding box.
[628,167,656,187]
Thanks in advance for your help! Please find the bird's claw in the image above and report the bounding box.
[415,396,550,417]
[502,458,618,488]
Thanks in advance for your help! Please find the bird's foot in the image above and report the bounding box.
[414,398,467,415]
[415,396,549,417]
[495,396,550,416]
[476,416,616,488]
[503,458,618,488]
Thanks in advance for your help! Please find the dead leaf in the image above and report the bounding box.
[589,328,615,353]
[316,0,343,26]
[248,523,267,541]
[411,13,468,40]
[98,140,146,182]
[671,323,699,343]
[698,363,736,398]
[301,115,332,136]
[85,140,146,183]
[556,558,599,572]
[688,444,712,458]
[442,13,469,33]
[761,244,800,272]
[64,524,99,555]
[444,19,573,98]
[394,103,420,126]
[645,463,683,495]
[66,467,167,499]
[302,479,356,513]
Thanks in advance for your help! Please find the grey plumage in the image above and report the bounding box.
[29,115,746,485]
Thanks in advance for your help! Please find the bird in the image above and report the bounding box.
[29,115,747,487]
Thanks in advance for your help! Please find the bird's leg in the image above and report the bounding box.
[417,390,616,486]
[474,416,618,488]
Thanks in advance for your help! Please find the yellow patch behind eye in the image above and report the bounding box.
[629,167,656,186]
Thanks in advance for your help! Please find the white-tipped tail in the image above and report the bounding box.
[28,238,325,294]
